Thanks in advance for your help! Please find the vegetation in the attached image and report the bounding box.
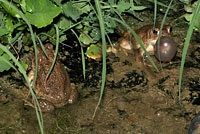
[0,0,148,72]
[0,0,200,133]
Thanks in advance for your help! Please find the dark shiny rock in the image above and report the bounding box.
[189,113,200,134]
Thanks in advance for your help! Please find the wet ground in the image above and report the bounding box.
[0,3,200,134]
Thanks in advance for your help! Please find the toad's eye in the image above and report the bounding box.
[169,27,172,33]
[165,25,172,33]
[152,29,158,35]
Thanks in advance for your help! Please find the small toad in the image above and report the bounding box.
[119,25,172,62]
[27,44,78,112]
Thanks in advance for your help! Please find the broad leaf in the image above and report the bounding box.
[24,0,61,28]
[90,28,101,43]
[62,2,82,21]
[79,32,92,45]
[85,44,101,60]
[74,2,92,14]
[57,16,72,30]
[116,0,130,14]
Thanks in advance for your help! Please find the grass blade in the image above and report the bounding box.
[45,24,59,80]
[92,0,107,119]
[178,0,200,101]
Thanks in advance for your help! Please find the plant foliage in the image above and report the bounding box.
[0,0,147,72]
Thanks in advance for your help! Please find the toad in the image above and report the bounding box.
[119,25,172,62]
[27,44,78,112]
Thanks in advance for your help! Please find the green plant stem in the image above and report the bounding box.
[153,0,157,26]
[45,24,59,80]
[92,0,107,120]
[178,0,200,102]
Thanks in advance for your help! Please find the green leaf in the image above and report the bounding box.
[0,48,3,55]
[108,0,115,5]
[24,45,29,51]
[0,53,12,72]
[62,2,82,21]
[75,24,83,29]
[79,32,92,45]
[194,11,200,30]
[90,28,101,43]
[47,27,56,36]
[20,0,32,13]
[0,1,21,18]
[57,16,72,30]
[104,18,116,33]
[185,13,200,30]
[5,17,22,34]
[53,0,62,6]
[24,0,61,28]
[0,27,8,36]
[59,34,67,43]
[116,0,130,14]
[0,45,10,56]
[185,13,193,22]
[2,53,11,60]
[19,61,28,72]
[74,2,92,14]
[13,0,21,3]
[83,26,91,34]
[131,5,147,11]
[85,44,101,58]
[184,5,193,13]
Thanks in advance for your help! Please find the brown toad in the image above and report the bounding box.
[119,25,172,62]
[27,44,78,112]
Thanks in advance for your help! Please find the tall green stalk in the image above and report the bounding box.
[178,0,200,102]
[92,0,107,119]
